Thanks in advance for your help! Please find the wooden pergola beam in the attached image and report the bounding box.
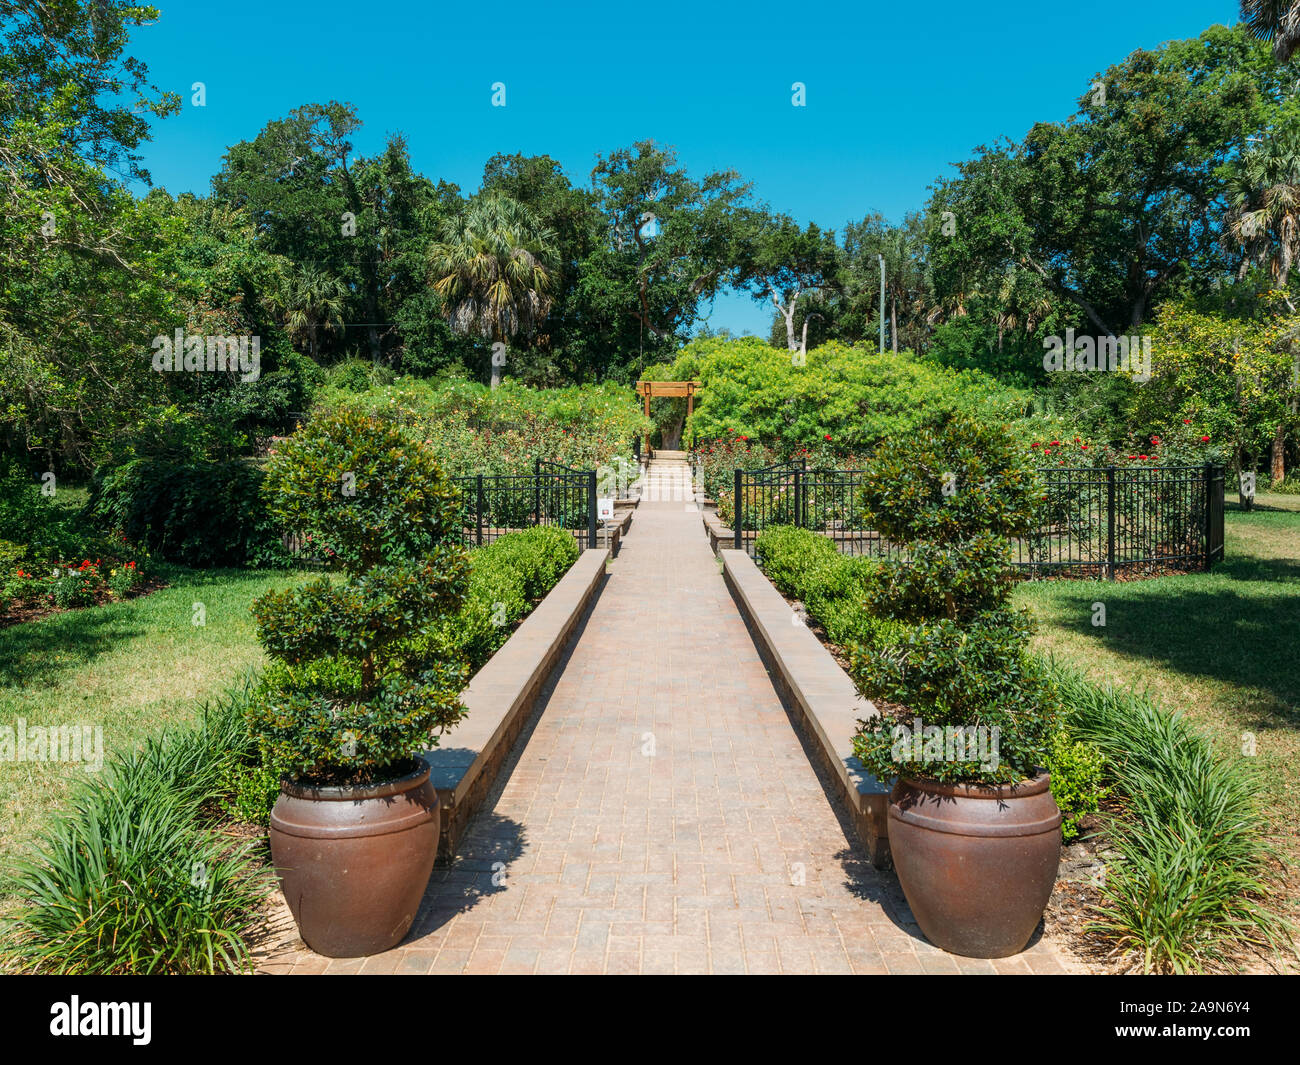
[636,381,701,456]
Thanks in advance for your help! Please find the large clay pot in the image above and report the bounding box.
[888,771,1061,959]
[270,758,439,958]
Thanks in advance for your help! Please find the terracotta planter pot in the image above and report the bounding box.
[270,758,439,958]
[888,771,1061,959]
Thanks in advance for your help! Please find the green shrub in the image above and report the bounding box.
[1045,727,1106,843]
[0,459,101,561]
[217,755,285,825]
[850,414,1057,786]
[89,457,291,568]
[754,526,896,651]
[1049,663,1291,973]
[407,525,580,676]
[481,525,581,600]
[1,688,273,975]
[315,377,648,479]
[644,337,1030,459]
[327,358,380,392]
[248,408,469,784]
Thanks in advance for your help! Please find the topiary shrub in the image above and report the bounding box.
[247,408,469,785]
[850,414,1059,786]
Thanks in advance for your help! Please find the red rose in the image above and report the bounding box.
[1201,436,1210,442]
[1031,442,1040,448]
[1051,440,1060,446]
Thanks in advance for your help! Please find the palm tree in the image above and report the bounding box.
[1226,125,1300,486]
[427,194,559,386]
[1242,1,1300,62]
[272,266,348,360]
[1223,124,1300,286]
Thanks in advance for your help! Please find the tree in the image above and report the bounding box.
[0,1,180,469]
[1243,0,1300,62]
[839,213,931,353]
[926,25,1289,351]
[272,266,348,360]
[479,153,604,380]
[1223,117,1300,286]
[1129,299,1300,495]
[735,212,840,351]
[584,141,751,372]
[214,103,456,366]
[427,193,559,386]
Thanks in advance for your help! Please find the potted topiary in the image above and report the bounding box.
[249,407,469,958]
[851,414,1062,959]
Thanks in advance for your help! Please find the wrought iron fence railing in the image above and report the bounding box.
[453,459,597,550]
[732,460,1226,578]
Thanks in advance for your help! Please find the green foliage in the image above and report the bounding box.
[1,687,273,975]
[0,459,100,562]
[850,415,1057,785]
[1129,299,1298,473]
[1045,727,1106,843]
[247,408,469,783]
[419,525,581,674]
[647,337,1030,459]
[1049,662,1291,973]
[753,526,896,653]
[89,457,290,568]
[315,376,648,478]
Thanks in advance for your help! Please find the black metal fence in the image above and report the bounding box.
[452,459,597,550]
[733,460,1226,578]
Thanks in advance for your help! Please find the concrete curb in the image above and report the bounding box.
[719,548,892,868]
[424,547,609,859]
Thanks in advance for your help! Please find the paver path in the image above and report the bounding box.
[266,461,1078,974]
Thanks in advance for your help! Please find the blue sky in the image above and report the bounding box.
[127,0,1239,337]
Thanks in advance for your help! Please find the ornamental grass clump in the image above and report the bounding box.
[248,408,469,786]
[851,414,1059,786]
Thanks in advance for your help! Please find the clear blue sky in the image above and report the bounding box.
[127,0,1239,338]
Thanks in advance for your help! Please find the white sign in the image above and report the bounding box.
[597,497,615,521]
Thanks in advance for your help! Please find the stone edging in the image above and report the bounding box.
[423,547,609,858]
[719,548,892,868]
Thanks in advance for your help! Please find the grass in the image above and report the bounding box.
[0,564,312,871]
[2,687,274,974]
[1048,664,1290,973]
[1015,492,1300,858]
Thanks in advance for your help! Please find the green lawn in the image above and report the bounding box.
[0,566,312,869]
[1016,493,1300,856]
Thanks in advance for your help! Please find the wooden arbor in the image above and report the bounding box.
[636,380,700,456]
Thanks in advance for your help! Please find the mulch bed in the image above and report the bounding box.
[0,578,167,630]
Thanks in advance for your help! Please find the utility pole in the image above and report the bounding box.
[878,254,886,354]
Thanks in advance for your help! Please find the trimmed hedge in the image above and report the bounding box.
[436,525,580,672]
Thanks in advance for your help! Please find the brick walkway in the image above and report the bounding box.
[264,462,1079,974]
